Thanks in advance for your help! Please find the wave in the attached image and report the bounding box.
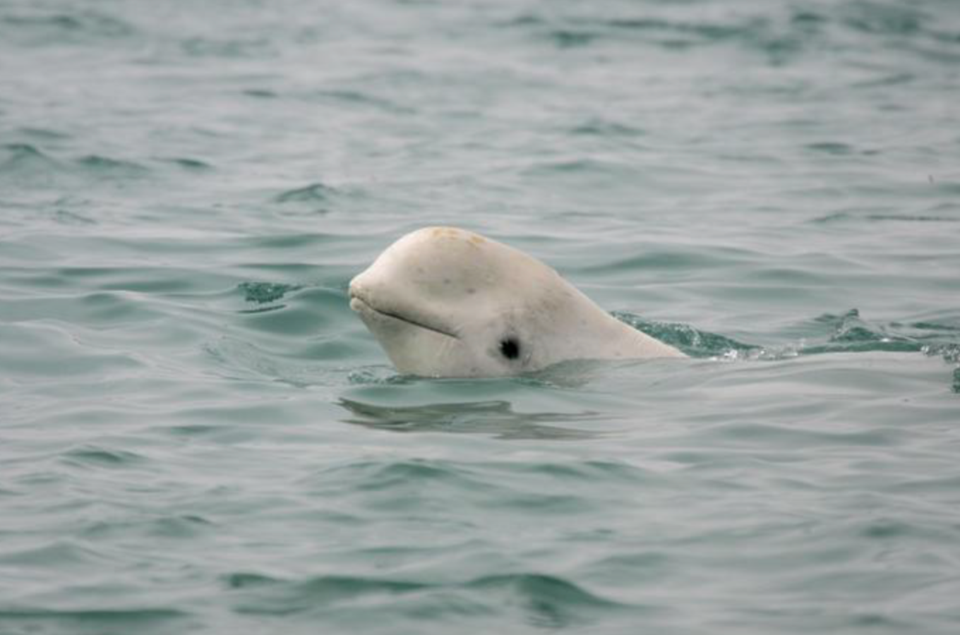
[224,570,633,628]
[620,309,960,367]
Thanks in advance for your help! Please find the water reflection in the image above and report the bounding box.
[337,398,607,440]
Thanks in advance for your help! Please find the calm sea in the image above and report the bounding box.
[1,0,959,633]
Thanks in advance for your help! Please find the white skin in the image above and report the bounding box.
[349,227,686,377]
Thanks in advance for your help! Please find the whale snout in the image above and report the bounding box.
[348,264,376,302]
[347,260,463,340]
[347,276,361,301]
[348,277,376,315]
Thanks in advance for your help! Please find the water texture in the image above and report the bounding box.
[1,0,959,633]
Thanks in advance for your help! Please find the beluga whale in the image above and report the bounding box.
[349,227,686,377]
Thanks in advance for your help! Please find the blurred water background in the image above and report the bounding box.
[2,0,960,633]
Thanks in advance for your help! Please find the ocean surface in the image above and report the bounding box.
[2,0,959,633]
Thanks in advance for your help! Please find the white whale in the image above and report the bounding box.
[349,227,686,377]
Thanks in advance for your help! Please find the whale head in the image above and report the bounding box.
[349,227,684,377]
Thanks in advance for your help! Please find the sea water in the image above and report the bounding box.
[1,0,959,633]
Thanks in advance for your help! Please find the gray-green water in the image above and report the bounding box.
[2,0,960,633]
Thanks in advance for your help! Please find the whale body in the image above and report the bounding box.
[349,227,685,377]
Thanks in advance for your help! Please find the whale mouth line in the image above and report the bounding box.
[350,296,459,340]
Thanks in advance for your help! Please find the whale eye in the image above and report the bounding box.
[500,337,520,360]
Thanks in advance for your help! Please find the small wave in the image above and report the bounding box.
[243,232,335,249]
[319,457,458,485]
[76,155,149,177]
[225,572,280,589]
[466,573,629,628]
[812,211,960,224]
[224,569,628,627]
[161,157,213,171]
[549,29,598,48]
[80,514,214,540]
[15,126,72,141]
[806,142,855,155]
[147,514,214,538]
[466,572,623,608]
[242,88,278,99]
[0,322,146,379]
[61,445,146,468]
[701,421,899,448]
[202,336,346,387]
[1,146,151,185]
[237,281,302,305]
[569,118,644,137]
[180,36,275,59]
[0,540,111,567]
[52,209,97,225]
[860,518,913,539]
[0,607,190,630]
[524,158,625,175]
[274,182,335,204]
[867,214,960,223]
[851,72,916,88]
[804,309,960,357]
[503,458,651,484]
[1,10,135,41]
[228,573,430,615]
[842,2,925,37]
[583,247,751,275]
[312,89,414,114]
[0,143,61,173]
[605,17,762,42]
[526,12,817,63]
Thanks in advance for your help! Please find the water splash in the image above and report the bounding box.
[613,311,759,359]
[617,309,960,375]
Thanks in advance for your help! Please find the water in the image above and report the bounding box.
[1,0,959,633]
